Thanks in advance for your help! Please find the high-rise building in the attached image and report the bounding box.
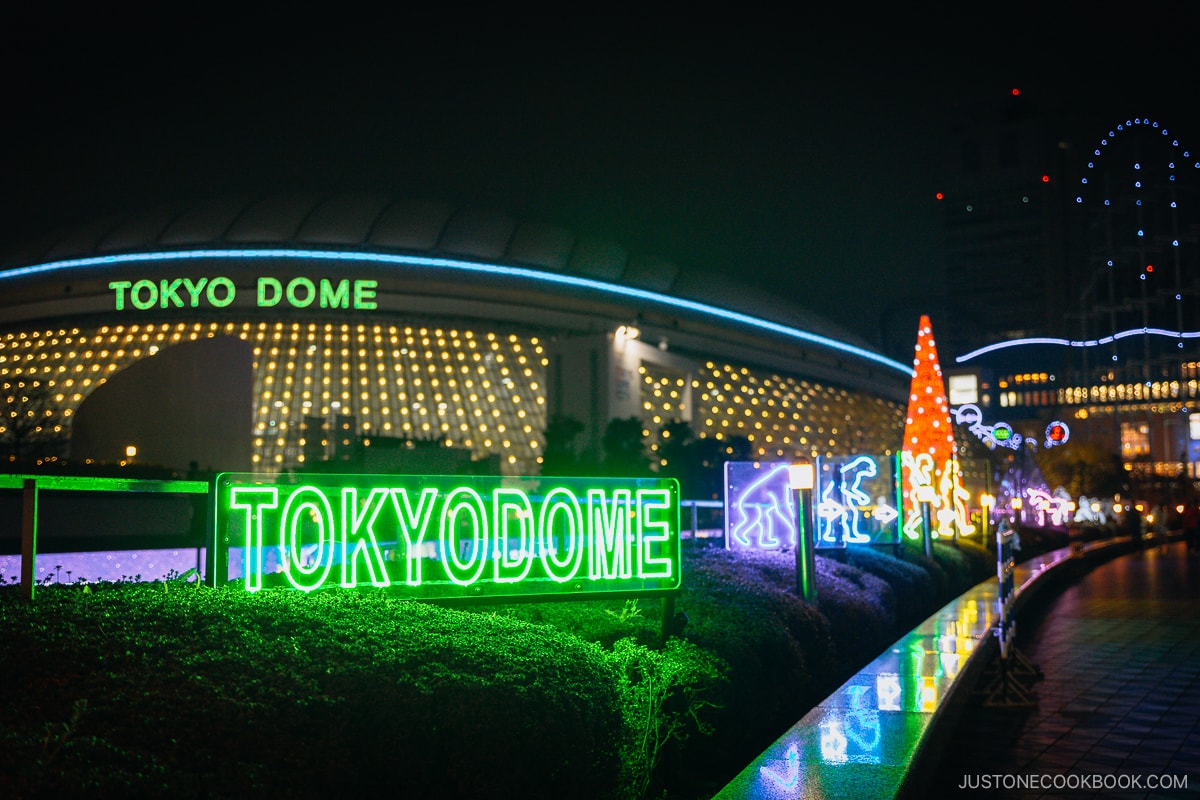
[940,89,1077,361]
[942,93,1200,490]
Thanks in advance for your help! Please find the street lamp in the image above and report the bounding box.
[788,462,817,604]
[980,492,995,545]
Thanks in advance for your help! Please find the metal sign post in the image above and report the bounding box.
[981,521,1042,707]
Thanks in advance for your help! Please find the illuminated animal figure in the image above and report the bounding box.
[729,464,796,549]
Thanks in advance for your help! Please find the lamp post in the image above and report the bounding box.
[788,462,817,604]
[980,492,995,548]
[915,484,936,559]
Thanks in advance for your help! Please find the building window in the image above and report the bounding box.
[1121,422,1151,458]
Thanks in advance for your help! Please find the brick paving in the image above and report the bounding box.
[930,541,1200,799]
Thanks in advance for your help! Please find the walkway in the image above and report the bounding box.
[929,540,1200,799]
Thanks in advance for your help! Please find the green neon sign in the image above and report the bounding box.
[108,276,379,311]
[214,473,681,600]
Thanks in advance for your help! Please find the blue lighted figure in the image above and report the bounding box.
[817,480,851,544]
[816,457,878,545]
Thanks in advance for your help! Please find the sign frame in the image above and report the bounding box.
[211,472,682,604]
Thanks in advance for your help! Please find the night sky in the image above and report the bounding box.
[3,9,1199,359]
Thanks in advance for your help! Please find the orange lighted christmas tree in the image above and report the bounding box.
[901,315,973,539]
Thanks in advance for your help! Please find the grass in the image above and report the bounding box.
[0,538,1012,799]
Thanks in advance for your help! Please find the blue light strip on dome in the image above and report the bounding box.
[0,248,913,376]
[956,327,1200,363]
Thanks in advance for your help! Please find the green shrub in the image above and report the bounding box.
[841,545,939,628]
[926,540,993,595]
[0,583,630,800]
[483,596,663,651]
[479,595,729,798]
[608,637,726,799]
[898,543,951,597]
[813,555,900,674]
[663,546,834,794]
[0,534,1010,800]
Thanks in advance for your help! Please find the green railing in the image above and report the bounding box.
[1,474,211,600]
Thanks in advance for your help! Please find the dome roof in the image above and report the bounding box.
[0,191,880,353]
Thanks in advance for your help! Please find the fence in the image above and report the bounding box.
[2,473,724,595]
[0,474,211,599]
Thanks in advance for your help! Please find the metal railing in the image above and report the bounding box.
[1,474,210,600]
[3,477,733,597]
[680,499,723,538]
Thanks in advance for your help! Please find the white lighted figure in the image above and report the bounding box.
[729,459,900,550]
[816,488,851,545]
[939,459,976,536]
[1074,496,1107,524]
[902,451,939,541]
[1025,488,1071,527]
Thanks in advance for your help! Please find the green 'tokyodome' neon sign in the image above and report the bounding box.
[215,473,681,600]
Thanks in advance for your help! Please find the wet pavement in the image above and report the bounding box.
[710,543,1072,800]
[929,540,1200,799]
